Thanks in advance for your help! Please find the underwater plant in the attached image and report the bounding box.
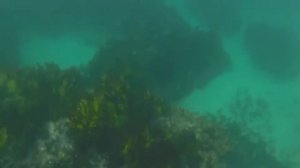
[68,71,233,168]
[0,64,85,160]
[0,127,8,150]
[69,73,173,167]
[222,121,288,168]
[0,63,291,168]
[228,90,271,132]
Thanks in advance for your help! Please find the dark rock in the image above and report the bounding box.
[244,23,300,80]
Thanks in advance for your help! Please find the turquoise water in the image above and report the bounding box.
[181,35,300,162]
[20,32,102,68]
[1,0,300,167]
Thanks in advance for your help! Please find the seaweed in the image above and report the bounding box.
[0,127,8,150]
[0,64,290,168]
[0,64,85,158]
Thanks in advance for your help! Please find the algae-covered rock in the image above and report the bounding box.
[89,7,230,101]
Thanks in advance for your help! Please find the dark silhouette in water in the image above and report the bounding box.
[89,0,230,102]
[0,28,20,70]
[244,23,300,80]
[184,0,243,36]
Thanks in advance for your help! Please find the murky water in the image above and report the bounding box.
[1,0,299,167]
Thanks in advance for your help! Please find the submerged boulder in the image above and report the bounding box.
[89,1,230,101]
[244,23,300,80]
[184,0,243,36]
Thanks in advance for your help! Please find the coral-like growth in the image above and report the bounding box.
[222,121,288,168]
[228,90,271,132]
[0,64,290,168]
[0,64,85,158]
[160,109,230,168]
[69,72,231,168]
[70,73,174,167]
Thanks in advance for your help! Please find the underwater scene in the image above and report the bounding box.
[0,0,300,167]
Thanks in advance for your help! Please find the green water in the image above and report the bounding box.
[181,35,300,162]
[1,0,300,167]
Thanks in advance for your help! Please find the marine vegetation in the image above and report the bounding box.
[211,90,288,168]
[69,73,230,168]
[0,1,293,167]
[222,121,288,168]
[0,63,85,157]
[0,63,291,168]
[0,127,7,150]
[227,89,271,132]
